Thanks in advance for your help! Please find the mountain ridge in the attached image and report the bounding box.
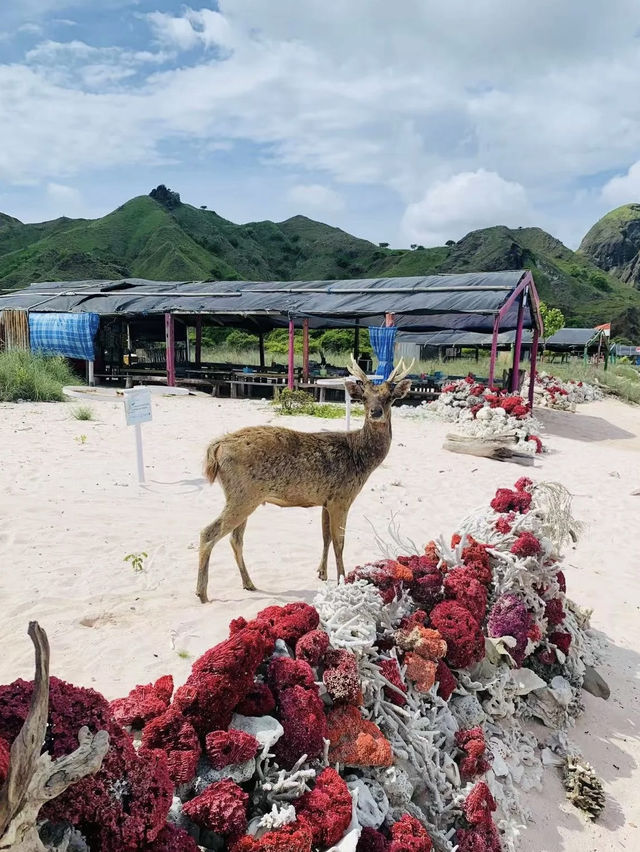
[2,186,640,338]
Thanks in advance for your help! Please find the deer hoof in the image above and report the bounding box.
[243,582,257,592]
[196,591,209,604]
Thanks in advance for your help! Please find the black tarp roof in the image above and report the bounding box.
[0,271,538,333]
[545,328,605,348]
[397,329,534,347]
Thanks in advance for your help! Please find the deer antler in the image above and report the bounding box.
[387,358,415,383]
[347,356,369,383]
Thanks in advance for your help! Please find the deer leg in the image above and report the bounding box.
[197,505,253,603]
[317,506,331,581]
[328,503,349,582]
[230,520,256,591]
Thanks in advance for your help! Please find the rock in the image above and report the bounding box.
[193,756,256,792]
[345,777,389,829]
[582,666,610,700]
[168,795,201,842]
[230,714,284,757]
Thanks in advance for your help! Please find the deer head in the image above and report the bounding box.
[345,356,414,423]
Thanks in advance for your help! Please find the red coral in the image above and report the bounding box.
[0,676,172,852]
[110,675,174,727]
[456,822,502,852]
[463,782,497,827]
[404,654,437,693]
[556,570,567,593]
[0,737,9,785]
[429,601,485,669]
[443,567,488,623]
[494,516,512,535]
[144,824,200,851]
[176,623,270,735]
[394,625,447,661]
[326,705,393,767]
[537,648,558,666]
[528,624,542,642]
[295,630,330,666]
[389,814,433,851]
[183,779,248,840]
[514,477,532,492]
[549,631,572,655]
[232,822,313,852]
[357,827,390,852]
[347,559,411,603]
[456,727,490,779]
[268,657,315,696]
[461,538,492,585]
[528,435,543,454]
[141,706,201,784]
[323,649,362,704]
[436,660,457,700]
[235,682,276,717]
[256,602,320,646]
[205,729,259,769]
[510,532,542,558]
[274,685,328,769]
[544,597,566,626]
[295,768,352,847]
[399,556,444,607]
[378,658,407,706]
[490,488,531,514]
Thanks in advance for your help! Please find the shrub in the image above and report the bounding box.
[0,350,78,402]
[71,404,94,421]
[226,330,259,350]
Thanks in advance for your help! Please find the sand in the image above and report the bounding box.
[1,392,638,851]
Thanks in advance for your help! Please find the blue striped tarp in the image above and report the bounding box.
[29,312,99,361]
[369,325,397,383]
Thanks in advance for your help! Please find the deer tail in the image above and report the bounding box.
[204,441,221,484]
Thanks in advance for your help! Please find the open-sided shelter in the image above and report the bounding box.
[0,269,542,402]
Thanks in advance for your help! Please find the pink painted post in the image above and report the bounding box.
[165,312,176,387]
[287,318,295,390]
[488,315,500,387]
[385,312,395,327]
[529,328,539,406]
[511,293,526,392]
[302,319,310,382]
[195,316,202,368]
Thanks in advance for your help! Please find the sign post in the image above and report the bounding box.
[123,387,152,483]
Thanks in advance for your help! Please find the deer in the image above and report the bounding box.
[196,357,414,603]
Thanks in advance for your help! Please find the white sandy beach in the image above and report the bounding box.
[0,393,638,851]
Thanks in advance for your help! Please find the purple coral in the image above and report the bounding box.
[487,594,530,666]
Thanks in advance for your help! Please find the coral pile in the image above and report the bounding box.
[0,478,605,852]
[399,376,544,453]
[533,372,603,410]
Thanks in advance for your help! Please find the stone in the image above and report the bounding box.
[582,666,610,700]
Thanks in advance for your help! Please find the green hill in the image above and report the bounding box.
[578,204,640,285]
[2,185,640,338]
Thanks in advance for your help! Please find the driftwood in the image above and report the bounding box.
[0,623,109,852]
[443,433,534,465]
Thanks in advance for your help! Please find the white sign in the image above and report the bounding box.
[123,387,152,426]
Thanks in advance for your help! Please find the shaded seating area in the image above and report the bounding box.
[0,270,543,405]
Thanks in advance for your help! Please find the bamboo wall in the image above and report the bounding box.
[0,309,30,351]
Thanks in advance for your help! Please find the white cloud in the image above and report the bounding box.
[147,8,235,52]
[2,0,640,243]
[402,170,534,245]
[601,162,640,208]
[287,184,345,214]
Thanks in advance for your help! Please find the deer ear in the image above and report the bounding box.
[345,379,365,401]
[391,378,412,400]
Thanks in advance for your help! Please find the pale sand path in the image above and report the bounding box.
[0,394,638,851]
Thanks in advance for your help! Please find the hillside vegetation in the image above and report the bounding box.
[2,185,640,338]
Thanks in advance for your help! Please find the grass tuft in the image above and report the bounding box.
[0,350,78,402]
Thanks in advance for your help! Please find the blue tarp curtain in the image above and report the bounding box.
[369,325,397,382]
[29,312,99,360]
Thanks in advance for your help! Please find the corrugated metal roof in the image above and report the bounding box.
[0,271,536,333]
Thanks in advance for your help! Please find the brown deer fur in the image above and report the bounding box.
[196,358,413,602]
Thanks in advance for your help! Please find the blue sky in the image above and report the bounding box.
[2,1,640,248]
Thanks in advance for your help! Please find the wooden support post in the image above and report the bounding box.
[529,328,539,406]
[287,319,295,390]
[385,312,395,327]
[259,331,265,369]
[488,315,500,387]
[353,320,360,361]
[511,292,526,392]
[302,319,309,382]
[195,317,202,368]
[165,313,176,387]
